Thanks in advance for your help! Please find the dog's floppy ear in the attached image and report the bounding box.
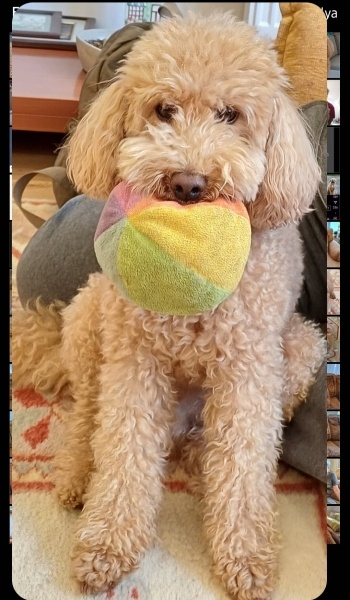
[67,79,127,200]
[247,91,322,229]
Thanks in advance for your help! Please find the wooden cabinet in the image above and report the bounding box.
[12,47,85,133]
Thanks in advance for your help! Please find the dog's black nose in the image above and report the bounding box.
[170,172,207,203]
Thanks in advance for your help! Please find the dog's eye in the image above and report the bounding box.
[215,106,239,124]
[155,104,177,122]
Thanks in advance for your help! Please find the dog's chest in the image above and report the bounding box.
[111,225,302,384]
[171,319,208,384]
[145,313,230,386]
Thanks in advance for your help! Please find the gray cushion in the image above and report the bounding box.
[296,102,327,325]
[281,361,327,483]
[330,55,340,71]
[334,32,340,53]
[17,195,103,307]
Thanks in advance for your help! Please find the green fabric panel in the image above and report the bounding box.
[117,222,229,315]
[129,204,251,289]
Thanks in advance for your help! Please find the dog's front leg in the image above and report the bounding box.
[71,358,175,593]
[202,344,284,600]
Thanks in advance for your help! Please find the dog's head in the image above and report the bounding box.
[67,14,320,228]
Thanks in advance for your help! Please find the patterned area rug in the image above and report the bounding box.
[12,199,327,600]
[12,383,327,600]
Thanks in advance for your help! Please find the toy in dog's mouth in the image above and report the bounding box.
[94,181,251,315]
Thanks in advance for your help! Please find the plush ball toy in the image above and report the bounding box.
[94,182,251,315]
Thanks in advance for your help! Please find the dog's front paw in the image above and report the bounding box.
[72,545,126,594]
[54,469,90,508]
[218,555,276,600]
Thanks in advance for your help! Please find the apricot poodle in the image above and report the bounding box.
[13,14,326,600]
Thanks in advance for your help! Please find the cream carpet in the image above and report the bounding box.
[12,200,327,600]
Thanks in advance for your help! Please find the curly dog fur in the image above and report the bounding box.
[12,14,326,599]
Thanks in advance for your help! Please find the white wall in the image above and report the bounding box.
[175,3,280,37]
[327,79,340,120]
[244,3,281,38]
[329,458,340,472]
[19,2,127,30]
[176,3,246,20]
[16,3,280,30]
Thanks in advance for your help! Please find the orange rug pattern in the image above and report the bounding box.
[12,383,327,600]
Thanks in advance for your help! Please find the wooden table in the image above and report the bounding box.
[12,47,85,133]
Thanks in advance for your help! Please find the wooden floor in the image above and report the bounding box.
[11,131,67,311]
[12,130,66,202]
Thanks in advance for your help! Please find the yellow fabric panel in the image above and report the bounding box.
[129,203,251,289]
